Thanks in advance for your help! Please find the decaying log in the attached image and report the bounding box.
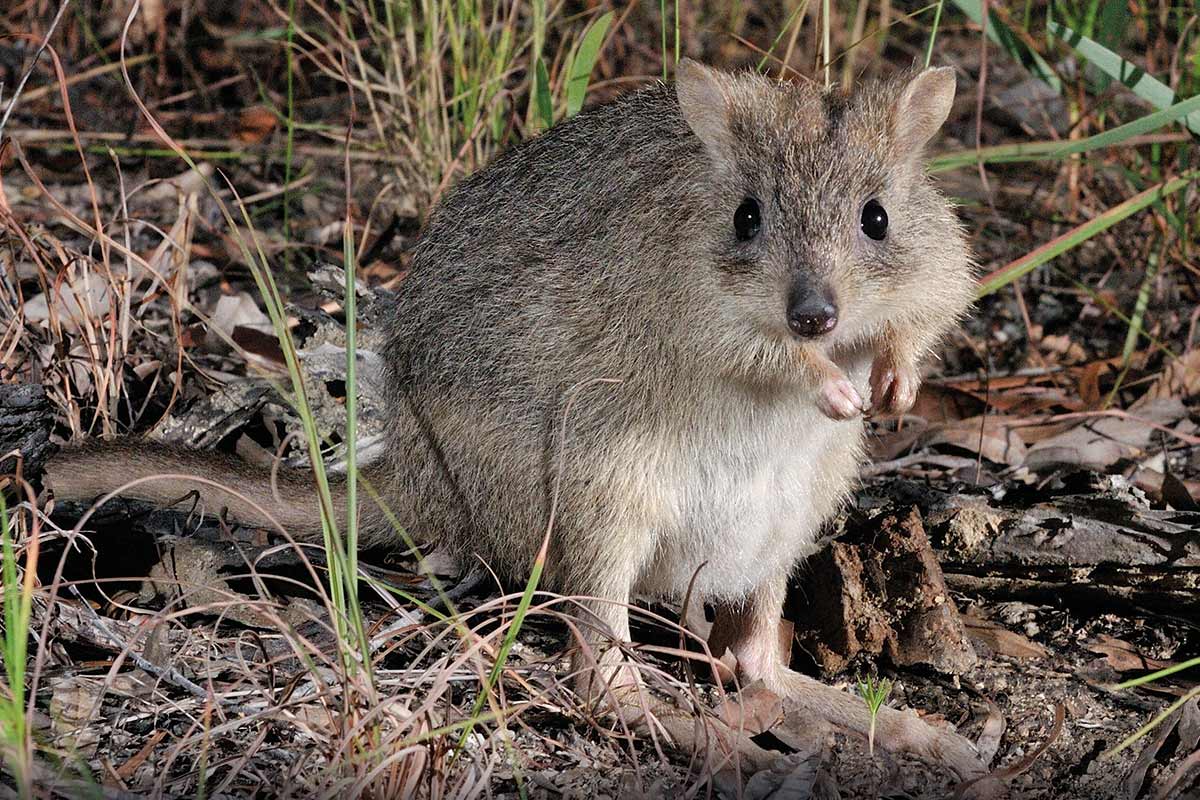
[788,506,977,675]
[858,474,1200,615]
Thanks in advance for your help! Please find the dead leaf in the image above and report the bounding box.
[920,416,1027,467]
[744,752,822,800]
[209,292,271,340]
[1040,333,1088,364]
[113,0,162,44]
[962,613,1047,660]
[50,674,152,756]
[974,386,1082,416]
[1007,419,1078,445]
[1178,697,1200,753]
[1078,361,1109,408]
[1024,399,1187,472]
[1137,348,1200,405]
[179,323,207,348]
[1085,634,1173,672]
[711,732,826,800]
[208,292,277,366]
[138,163,213,204]
[142,540,318,630]
[718,682,784,737]
[908,382,984,424]
[1148,747,1200,800]
[1161,471,1200,511]
[974,699,1007,766]
[232,326,286,366]
[236,106,278,144]
[869,417,928,461]
[1123,703,1184,800]
[49,677,102,755]
[24,275,113,333]
[114,729,167,780]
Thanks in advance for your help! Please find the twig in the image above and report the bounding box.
[1008,409,1200,447]
[65,585,215,703]
[0,0,73,139]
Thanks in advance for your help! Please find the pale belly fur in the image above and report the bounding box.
[633,360,870,602]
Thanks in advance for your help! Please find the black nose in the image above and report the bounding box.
[787,283,838,338]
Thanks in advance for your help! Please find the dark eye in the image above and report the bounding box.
[861,199,888,241]
[734,198,761,241]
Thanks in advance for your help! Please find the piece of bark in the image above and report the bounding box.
[0,382,54,479]
[788,506,977,675]
[149,380,274,450]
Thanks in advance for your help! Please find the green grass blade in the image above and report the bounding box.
[454,549,547,753]
[1104,684,1200,759]
[932,130,1191,173]
[535,57,554,130]
[1,494,33,797]
[1114,655,1200,690]
[976,170,1199,297]
[2,497,22,695]
[949,0,1062,92]
[565,11,613,117]
[756,0,812,73]
[341,216,372,674]
[924,0,946,69]
[931,140,1074,171]
[1049,22,1200,136]
[1121,251,1158,366]
[930,91,1200,172]
[1048,91,1200,157]
[673,0,679,66]
[660,0,668,80]
[931,88,1200,174]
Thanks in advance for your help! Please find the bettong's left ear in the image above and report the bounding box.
[892,67,957,155]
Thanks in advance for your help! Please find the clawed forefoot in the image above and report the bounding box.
[869,356,921,416]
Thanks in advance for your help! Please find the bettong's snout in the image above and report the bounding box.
[786,275,838,338]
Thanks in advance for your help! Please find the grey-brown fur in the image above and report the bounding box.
[47,62,987,784]
[368,62,973,599]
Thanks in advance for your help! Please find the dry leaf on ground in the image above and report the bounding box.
[1024,398,1188,472]
[1085,634,1174,673]
[919,415,1028,467]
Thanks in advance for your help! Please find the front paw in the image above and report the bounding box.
[869,356,920,416]
[817,375,865,420]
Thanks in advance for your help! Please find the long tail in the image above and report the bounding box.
[45,440,355,541]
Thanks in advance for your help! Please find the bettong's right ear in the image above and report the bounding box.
[676,59,737,167]
[892,66,957,159]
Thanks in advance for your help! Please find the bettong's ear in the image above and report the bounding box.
[676,59,737,165]
[892,66,956,156]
